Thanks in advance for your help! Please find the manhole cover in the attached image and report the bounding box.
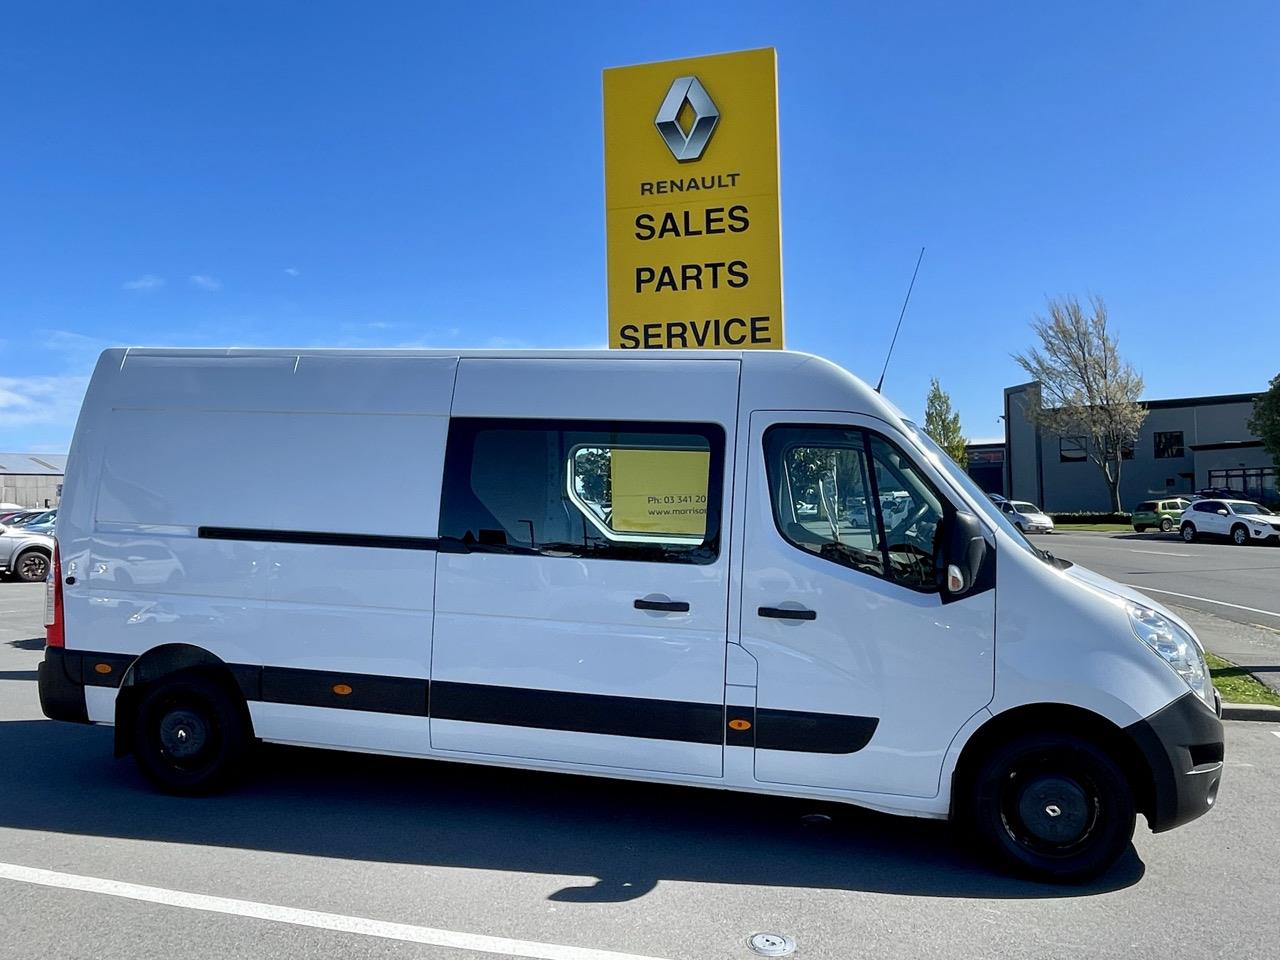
[748,933,796,957]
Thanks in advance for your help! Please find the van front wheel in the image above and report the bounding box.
[969,732,1135,883]
[131,671,250,795]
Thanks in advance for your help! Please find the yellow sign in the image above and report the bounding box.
[604,48,783,350]
[610,449,710,536]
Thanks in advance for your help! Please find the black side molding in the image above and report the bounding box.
[756,707,878,754]
[198,527,439,551]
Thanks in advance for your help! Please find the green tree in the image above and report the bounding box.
[1249,372,1280,468]
[923,378,969,467]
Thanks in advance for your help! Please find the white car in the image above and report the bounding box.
[999,500,1055,534]
[1180,498,1280,545]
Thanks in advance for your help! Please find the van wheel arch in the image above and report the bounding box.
[951,703,1155,828]
[114,644,255,758]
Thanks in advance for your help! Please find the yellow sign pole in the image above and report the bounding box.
[604,48,783,349]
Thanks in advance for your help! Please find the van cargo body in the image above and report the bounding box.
[39,349,1223,881]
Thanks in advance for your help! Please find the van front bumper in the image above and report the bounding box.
[38,647,90,724]
[1125,691,1224,833]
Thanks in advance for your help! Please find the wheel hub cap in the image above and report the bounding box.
[1017,776,1089,845]
[159,709,208,759]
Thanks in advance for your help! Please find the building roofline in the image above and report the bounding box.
[1142,392,1260,410]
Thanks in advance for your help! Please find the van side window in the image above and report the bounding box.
[763,426,946,592]
[440,418,723,564]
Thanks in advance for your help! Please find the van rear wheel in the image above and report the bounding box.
[968,732,1135,883]
[131,671,250,795]
[1160,518,1173,533]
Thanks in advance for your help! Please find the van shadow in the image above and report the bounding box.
[0,720,1144,901]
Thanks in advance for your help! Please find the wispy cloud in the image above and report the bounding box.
[122,274,164,291]
[0,374,91,431]
[189,274,222,291]
[284,267,300,277]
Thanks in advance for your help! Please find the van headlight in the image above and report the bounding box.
[1127,603,1212,707]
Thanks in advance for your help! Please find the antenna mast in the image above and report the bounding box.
[875,246,925,394]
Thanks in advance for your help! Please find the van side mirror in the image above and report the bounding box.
[942,511,987,600]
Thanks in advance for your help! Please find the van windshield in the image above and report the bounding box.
[900,420,1067,567]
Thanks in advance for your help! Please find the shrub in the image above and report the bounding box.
[1046,512,1131,524]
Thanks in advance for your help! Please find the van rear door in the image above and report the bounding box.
[430,358,739,777]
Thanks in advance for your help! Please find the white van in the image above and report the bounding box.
[39,348,1223,881]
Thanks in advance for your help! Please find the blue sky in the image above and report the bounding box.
[2,1,1277,452]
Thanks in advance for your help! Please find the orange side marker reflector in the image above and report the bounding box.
[332,684,353,696]
[728,719,751,731]
[94,663,113,675]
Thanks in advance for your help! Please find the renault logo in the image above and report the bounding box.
[655,76,719,162]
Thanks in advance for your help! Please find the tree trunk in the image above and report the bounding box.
[1108,455,1123,513]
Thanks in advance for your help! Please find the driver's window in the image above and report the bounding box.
[763,425,946,592]
[868,435,945,590]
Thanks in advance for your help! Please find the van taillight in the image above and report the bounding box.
[45,542,64,649]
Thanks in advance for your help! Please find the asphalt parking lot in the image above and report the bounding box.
[1,564,1278,960]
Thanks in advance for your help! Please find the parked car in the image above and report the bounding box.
[0,509,43,527]
[37,347,1223,883]
[1132,498,1192,533]
[1180,499,1280,545]
[16,509,56,535]
[1195,487,1258,505]
[998,499,1055,534]
[0,526,54,582]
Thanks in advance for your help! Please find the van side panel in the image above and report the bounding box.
[65,354,457,740]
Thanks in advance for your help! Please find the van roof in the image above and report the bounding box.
[97,347,913,425]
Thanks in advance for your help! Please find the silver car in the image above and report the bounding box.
[999,499,1056,534]
[0,527,54,582]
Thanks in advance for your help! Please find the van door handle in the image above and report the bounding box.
[758,605,817,621]
[634,597,690,612]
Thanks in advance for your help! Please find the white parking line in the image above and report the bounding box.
[1125,585,1280,620]
[1128,550,1202,557]
[0,862,670,960]
[1272,732,1280,739]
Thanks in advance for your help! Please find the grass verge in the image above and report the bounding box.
[1206,652,1280,706]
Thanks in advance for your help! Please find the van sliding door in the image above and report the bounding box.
[430,359,739,777]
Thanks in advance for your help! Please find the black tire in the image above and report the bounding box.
[967,732,1135,883]
[1181,523,1196,543]
[1231,524,1249,546]
[1133,525,1146,533]
[131,670,251,795]
[14,549,50,582]
[1160,517,1173,533]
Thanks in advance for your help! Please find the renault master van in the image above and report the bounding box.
[38,349,1223,882]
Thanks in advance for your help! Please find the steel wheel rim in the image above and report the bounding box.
[999,753,1102,858]
[155,698,219,772]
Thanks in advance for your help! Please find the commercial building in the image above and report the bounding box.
[1001,384,1274,511]
[0,453,66,508]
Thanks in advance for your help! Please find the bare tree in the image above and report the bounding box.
[1013,295,1146,513]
